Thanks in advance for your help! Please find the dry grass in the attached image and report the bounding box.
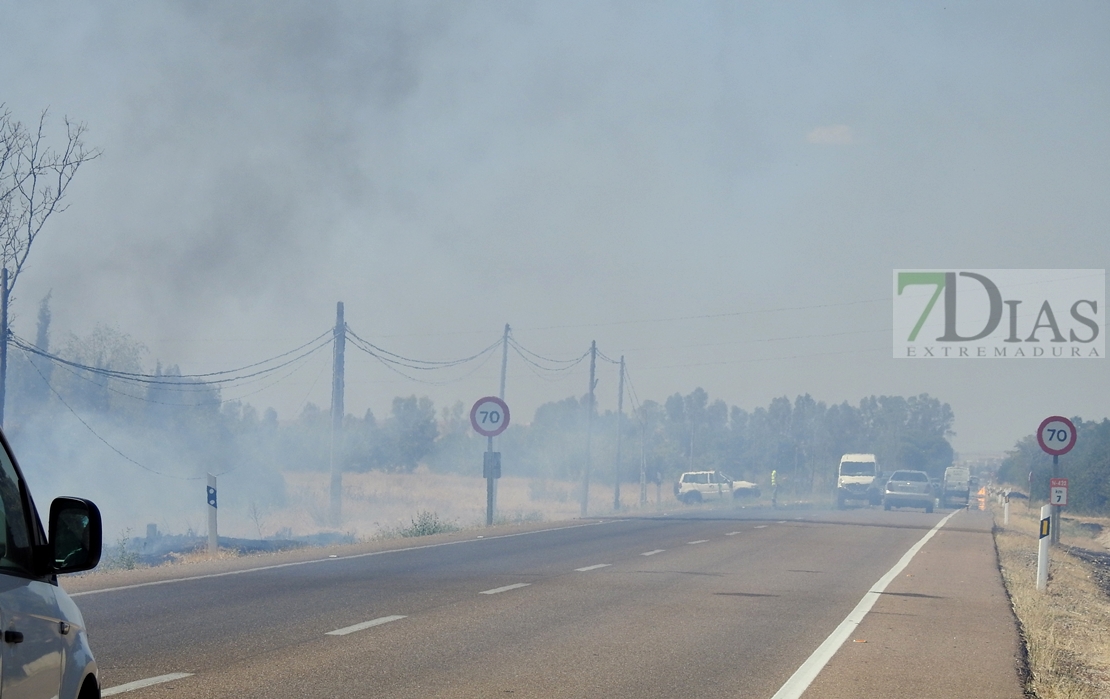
[993,499,1110,698]
[264,469,674,540]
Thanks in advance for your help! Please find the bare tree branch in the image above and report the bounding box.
[0,105,101,295]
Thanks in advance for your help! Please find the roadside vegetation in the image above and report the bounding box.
[993,499,1110,698]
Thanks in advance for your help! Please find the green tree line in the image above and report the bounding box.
[999,418,1110,513]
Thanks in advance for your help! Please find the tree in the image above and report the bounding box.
[0,106,99,424]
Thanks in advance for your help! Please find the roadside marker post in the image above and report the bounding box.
[1037,416,1076,545]
[1037,504,1051,592]
[471,396,510,527]
[207,473,218,556]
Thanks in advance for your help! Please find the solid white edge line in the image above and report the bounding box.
[641,549,666,556]
[101,672,193,696]
[575,564,611,572]
[70,520,613,598]
[327,615,406,636]
[770,510,958,699]
[480,583,532,595]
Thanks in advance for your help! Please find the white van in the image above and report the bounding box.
[0,430,102,699]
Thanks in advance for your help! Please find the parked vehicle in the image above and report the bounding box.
[836,454,882,508]
[674,471,760,504]
[0,429,102,699]
[942,466,971,508]
[883,470,935,513]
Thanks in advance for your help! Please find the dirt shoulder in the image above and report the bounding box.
[994,500,1110,698]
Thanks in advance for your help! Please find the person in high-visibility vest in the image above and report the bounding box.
[771,470,778,508]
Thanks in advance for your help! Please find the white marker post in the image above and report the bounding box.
[1037,504,1050,592]
[207,474,218,556]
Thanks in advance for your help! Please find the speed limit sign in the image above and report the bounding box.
[1037,416,1077,456]
[470,396,510,437]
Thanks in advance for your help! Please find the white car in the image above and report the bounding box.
[674,470,761,504]
[0,431,103,699]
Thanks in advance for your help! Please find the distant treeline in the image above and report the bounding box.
[999,419,1110,514]
[3,320,955,504]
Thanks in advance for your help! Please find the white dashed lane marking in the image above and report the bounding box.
[102,673,194,696]
[480,583,531,595]
[327,615,406,636]
[725,531,742,536]
[641,549,665,556]
[754,525,768,529]
[687,540,709,545]
[575,564,611,572]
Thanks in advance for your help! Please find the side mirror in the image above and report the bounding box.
[49,497,102,575]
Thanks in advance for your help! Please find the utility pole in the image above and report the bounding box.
[613,355,624,511]
[328,302,345,526]
[580,341,596,517]
[0,267,8,428]
[639,419,647,507]
[494,323,509,518]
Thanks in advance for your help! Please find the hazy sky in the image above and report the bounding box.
[3,1,1108,455]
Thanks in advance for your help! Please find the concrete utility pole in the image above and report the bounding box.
[639,419,647,507]
[495,323,510,516]
[580,341,597,517]
[613,355,624,511]
[328,302,346,526]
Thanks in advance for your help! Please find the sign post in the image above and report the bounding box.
[1037,416,1077,545]
[471,397,510,527]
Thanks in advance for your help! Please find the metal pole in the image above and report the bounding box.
[1050,454,1060,545]
[1003,496,1009,526]
[1037,503,1051,591]
[328,302,345,526]
[580,341,596,517]
[613,356,625,511]
[486,435,495,526]
[207,474,218,556]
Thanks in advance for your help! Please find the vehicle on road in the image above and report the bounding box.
[942,466,971,508]
[836,453,882,508]
[674,471,760,504]
[883,470,935,513]
[0,430,103,699]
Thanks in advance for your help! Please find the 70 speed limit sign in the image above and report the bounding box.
[470,396,510,437]
[1037,415,1077,456]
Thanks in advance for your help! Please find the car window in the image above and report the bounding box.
[0,446,33,573]
[892,471,927,482]
[694,473,709,484]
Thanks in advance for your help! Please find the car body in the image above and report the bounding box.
[0,429,103,699]
[836,453,882,508]
[883,470,935,513]
[674,471,760,504]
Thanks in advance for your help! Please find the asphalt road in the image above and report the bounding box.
[70,507,1012,698]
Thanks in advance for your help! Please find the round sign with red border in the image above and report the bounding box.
[1037,415,1077,456]
[470,396,510,437]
